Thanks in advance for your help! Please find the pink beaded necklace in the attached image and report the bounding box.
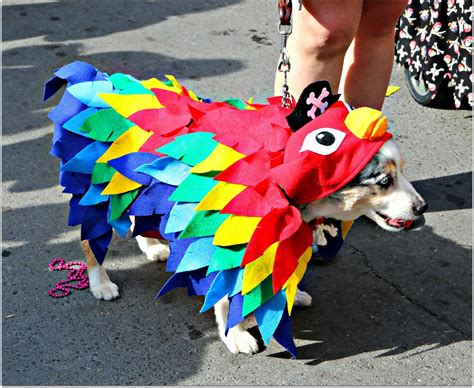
[48,258,89,298]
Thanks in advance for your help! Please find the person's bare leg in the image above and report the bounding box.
[339,0,407,109]
[274,0,363,101]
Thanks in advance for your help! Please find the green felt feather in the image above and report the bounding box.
[80,109,135,142]
[157,132,218,166]
[242,276,274,317]
[109,189,139,221]
[109,73,153,95]
[91,163,116,184]
[207,244,246,275]
[224,98,246,110]
[168,173,218,202]
[179,210,229,239]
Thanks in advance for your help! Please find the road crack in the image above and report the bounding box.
[347,243,470,339]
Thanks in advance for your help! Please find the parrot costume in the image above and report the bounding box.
[45,61,391,358]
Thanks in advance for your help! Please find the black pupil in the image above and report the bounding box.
[316,131,335,146]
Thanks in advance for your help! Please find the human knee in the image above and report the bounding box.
[293,9,357,58]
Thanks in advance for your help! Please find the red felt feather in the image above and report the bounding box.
[215,151,283,186]
[241,206,302,267]
[222,179,288,216]
[272,222,312,293]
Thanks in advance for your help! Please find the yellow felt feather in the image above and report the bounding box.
[101,171,142,195]
[190,143,245,174]
[283,247,312,315]
[196,181,247,211]
[96,126,152,163]
[187,88,200,102]
[241,242,279,295]
[140,78,182,94]
[213,215,261,246]
[385,85,400,97]
[98,93,163,118]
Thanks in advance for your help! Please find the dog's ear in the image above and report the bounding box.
[286,80,340,132]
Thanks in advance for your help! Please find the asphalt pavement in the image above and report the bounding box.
[2,0,472,385]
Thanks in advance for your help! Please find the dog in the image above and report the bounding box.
[82,136,426,354]
[46,61,427,356]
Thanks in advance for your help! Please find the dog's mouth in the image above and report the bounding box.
[375,211,414,230]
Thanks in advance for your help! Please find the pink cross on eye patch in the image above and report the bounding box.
[306,88,330,119]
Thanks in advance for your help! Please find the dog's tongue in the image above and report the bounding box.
[387,218,405,228]
[387,218,414,229]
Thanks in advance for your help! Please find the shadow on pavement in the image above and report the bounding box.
[2,0,241,42]
[412,172,472,212]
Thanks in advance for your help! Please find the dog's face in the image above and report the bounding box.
[300,139,427,231]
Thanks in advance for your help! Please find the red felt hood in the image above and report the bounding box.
[271,102,391,204]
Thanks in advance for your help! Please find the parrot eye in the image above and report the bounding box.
[316,131,335,145]
[300,128,346,155]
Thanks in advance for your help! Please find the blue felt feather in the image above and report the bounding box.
[225,293,244,335]
[272,308,297,359]
[89,229,113,265]
[63,107,98,136]
[128,181,175,216]
[135,156,191,186]
[254,291,287,345]
[67,80,114,108]
[167,238,198,272]
[175,237,215,273]
[165,202,197,234]
[60,141,110,174]
[108,152,160,186]
[200,268,243,313]
[79,183,109,206]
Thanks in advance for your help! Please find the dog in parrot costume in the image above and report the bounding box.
[45,61,425,357]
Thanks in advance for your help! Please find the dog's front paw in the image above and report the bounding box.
[294,289,312,307]
[144,244,170,262]
[223,330,259,355]
[90,281,120,301]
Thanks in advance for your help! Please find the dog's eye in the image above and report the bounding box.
[378,176,392,188]
[300,128,346,156]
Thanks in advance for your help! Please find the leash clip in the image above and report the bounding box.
[277,0,293,109]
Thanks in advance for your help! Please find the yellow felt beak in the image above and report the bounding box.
[344,107,388,140]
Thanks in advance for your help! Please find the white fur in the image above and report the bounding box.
[214,298,259,354]
[212,287,312,354]
[88,265,120,301]
[365,139,425,231]
[136,236,170,261]
[294,289,313,307]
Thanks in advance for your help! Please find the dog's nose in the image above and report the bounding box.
[413,201,428,216]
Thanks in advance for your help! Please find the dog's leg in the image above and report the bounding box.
[294,288,312,307]
[81,240,119,301]
[214,297,259,355]
[130,217,170,262]
[135,236,170,262]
